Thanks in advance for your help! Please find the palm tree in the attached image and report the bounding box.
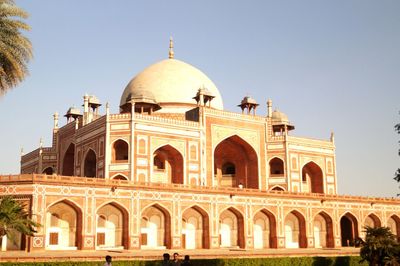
[0,0,32,95]
[0,196,39,247]
[360,226,400,266]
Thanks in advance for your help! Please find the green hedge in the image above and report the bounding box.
[0,256,367,266]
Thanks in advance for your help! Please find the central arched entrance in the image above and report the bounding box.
[153,145,184,184]
[340,213,359,247]
[302,162,324,193]
[214,135,259,189]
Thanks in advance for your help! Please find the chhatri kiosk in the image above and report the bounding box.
[2,40,399,252]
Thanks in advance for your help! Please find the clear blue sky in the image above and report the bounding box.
[0,1,399,197]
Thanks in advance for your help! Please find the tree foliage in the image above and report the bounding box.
[0,0,32,95]
[359,226,400,266]
[0,196,39,244]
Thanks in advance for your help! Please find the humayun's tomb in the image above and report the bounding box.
[1,39,399,252]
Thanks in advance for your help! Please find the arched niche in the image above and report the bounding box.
[182,206,210,249]
[112,140,129,162]
[83,149,97,177]
[302,162,324,193]
[62,143,75,176]
[284,210,307,248]
[96,202,129,249]
[46,200,82,250]
[140,204,171,249]
[269,157,284,176]
[219,207,245,248]
[314,212,334,248]
[153,145,184,184]
[253,209,277,249]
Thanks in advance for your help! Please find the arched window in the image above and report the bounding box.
[112,140,128,162]
[270,158,284,175]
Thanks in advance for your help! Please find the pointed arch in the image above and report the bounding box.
[62,143,75,176]
[270,185,285,191]
[112,139,129,162]
[96,202,129,249]
[46,199,83,250]
[313,211,334,248]
[182,205,210,249]
[388,215,400,241]
[340,212,359,247]
[83,149,97,177]
[219,207,245,248]
[141,203,171,249]
[269,157,284,176]
[111,174,128,180]
[253,208,277,248]
[42,167,54,175]
[214,135,259,189]
[364,213,381,228]
[153,144,184,184]
[284,210,307,248]
[302,161,324,193]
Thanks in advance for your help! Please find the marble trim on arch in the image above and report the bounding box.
[211,124,260,155]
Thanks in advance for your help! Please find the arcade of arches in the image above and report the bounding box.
[33,201,400,251]
[214,135,259,189]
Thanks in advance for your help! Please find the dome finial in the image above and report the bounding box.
[169,36,174,59]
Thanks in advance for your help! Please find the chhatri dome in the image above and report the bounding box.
[120,38,224,113]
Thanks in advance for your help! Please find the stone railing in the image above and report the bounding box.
[134,113,199,127]
[109,113,131,120]
[205,108,266,122]
[0,174,398,204]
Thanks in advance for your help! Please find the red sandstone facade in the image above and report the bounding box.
[2,45,399,252]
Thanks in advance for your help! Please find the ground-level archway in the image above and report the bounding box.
[302,162,324,193]
[284,210,307,248]
[253,209,277,249]
[388,215,400,241]
[340,213,359,247]
[364,213,381,228]
[45,200,82,250]
[314,212,334,248]
[140,204,171,249]
[153,145,184,184]
[96,202,129,249]
[214,135,259,189]
[182,206,210,249]
[219,207,245,248]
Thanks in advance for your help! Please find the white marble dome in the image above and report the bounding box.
[120,58,224,113]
